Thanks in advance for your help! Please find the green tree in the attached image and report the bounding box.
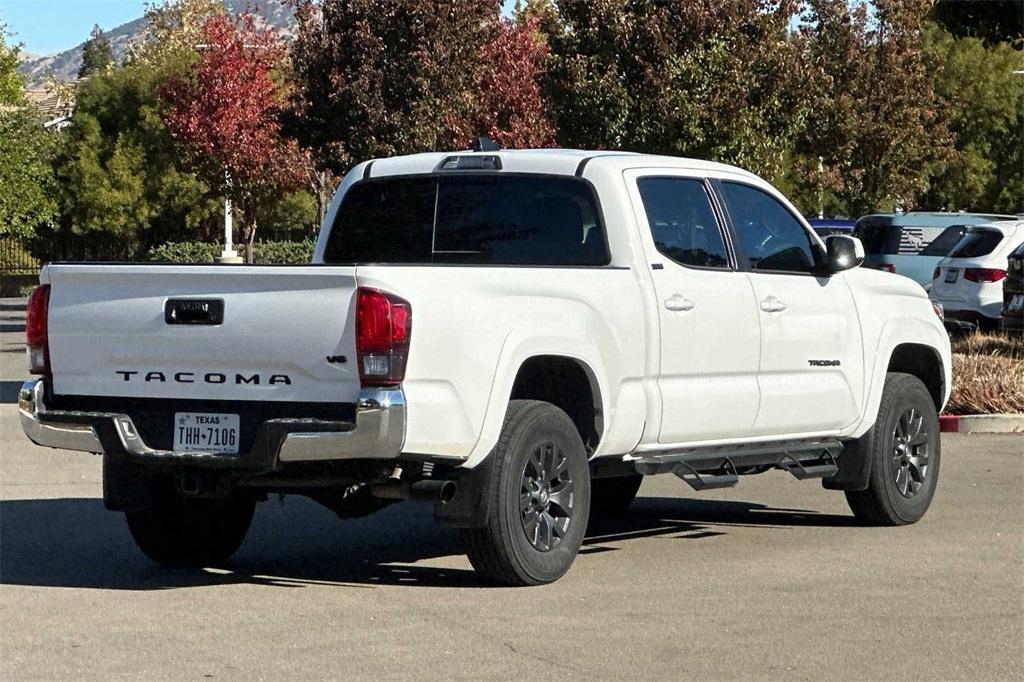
[79,24,114,78]
[55,62,218,248]
[921,25,1024,213]
[543,0,808,184]
[0,27,57,237]
[792,0,954,215]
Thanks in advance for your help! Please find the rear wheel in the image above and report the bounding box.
[125,487,255,567]
[462,400,590,586]
[845,373,941,525]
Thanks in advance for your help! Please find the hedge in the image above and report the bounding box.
[147,239,316,265]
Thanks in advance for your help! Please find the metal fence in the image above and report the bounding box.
[1,234,141,276]
[1,228,317,278]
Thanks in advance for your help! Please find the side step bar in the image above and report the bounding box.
[630,439,841,491]
[672,460,739,491]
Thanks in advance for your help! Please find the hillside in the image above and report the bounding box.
[17,0,296,86]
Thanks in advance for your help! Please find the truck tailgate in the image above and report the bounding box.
[44,264,361,403]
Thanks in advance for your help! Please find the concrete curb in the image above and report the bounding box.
[940,414,1024,434]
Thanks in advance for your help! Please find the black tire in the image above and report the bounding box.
[845,372,941,526]
[590,474,643,517]
[125,487,255,567]
[462,400,590,586]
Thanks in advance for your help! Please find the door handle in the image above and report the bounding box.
[664,295,696,312]
[759,296,787,313]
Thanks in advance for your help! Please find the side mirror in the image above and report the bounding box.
[825,235,864,274]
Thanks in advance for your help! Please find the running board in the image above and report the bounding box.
[630,439,842,487]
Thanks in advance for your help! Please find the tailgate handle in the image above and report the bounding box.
[165,299,224,325]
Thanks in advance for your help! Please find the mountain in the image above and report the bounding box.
[17,0,296,87]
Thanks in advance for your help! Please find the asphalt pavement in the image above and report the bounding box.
[1,301,1021,680]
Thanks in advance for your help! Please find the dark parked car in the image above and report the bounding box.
[1002,240,1024,332]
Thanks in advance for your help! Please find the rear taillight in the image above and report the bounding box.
[963,268,1006,283]
[25,284,50,375]
[878,263,896,273]
[933,267,941,281]
[355,287,411,387]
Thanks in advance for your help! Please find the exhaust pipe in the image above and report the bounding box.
[370,479,457,505]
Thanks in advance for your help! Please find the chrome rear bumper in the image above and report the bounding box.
[18,379,405,466]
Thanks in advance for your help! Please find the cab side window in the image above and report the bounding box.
[719,181,818,274]
[637,177,730,269]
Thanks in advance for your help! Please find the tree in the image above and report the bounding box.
[55,62,217,247]
[446,15,557,149]
[162,13,307,262]
[920,25,1024,213]
[792,0,954,215]
[0,27,57,237]
[127,0,225,69]
[543,1,809,184]
[288,0,497,175]
[79,24,114,78]
[931,0,1024,46]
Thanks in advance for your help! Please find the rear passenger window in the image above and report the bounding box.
[636,178,729,269]
[720,182,818,273]
[948,229,1003,258]
[919,225,967,256]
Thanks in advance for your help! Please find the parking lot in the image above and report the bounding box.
[1,302,1021,680]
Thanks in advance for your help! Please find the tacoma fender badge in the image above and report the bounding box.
[808,360,841,367]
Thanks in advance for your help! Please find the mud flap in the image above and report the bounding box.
[822,427,872,491]
[433,454,495,529]
[103,454,157,512]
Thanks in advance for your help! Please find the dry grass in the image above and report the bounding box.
[951,331,1024,360]
[946,332,1024,415]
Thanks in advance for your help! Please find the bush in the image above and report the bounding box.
[946,332,1024,415]
[146,239,316,265]
[147,241,220,263]
[252,239,316,264]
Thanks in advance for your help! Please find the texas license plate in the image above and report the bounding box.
[1009,294,1024,313]
[945,269,959,283]
[173,413,240,454]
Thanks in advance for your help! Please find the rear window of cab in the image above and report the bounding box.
[323,174,609,266]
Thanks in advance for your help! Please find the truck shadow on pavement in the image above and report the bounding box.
[0,495,857,591]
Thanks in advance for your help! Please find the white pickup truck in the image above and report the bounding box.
[20,149,952,585]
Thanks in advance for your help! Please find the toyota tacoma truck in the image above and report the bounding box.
[20,149,952,586]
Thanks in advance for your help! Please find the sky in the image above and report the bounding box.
[0,0,151,56]
[1,0,520,57]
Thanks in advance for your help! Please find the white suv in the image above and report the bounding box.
[931,221,1024,330]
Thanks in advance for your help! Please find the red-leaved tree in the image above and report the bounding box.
[447,16,557,149]
[162,12,306,262]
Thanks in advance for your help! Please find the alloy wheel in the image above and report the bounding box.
[891,407,930,498]
[519,442,575,551]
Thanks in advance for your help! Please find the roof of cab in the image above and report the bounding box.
[362,148,762,182]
